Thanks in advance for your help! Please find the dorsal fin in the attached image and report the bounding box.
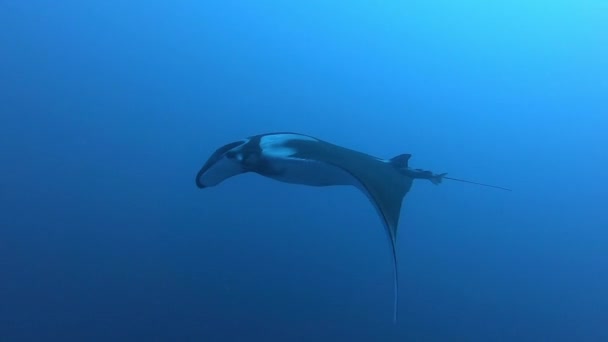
[389,154,411,168]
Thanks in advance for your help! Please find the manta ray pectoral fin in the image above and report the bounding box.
[260,136,414,321]
[344,164,413,323]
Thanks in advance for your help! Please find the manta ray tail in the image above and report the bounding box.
[388,153,510,191]
[444,176,512,191]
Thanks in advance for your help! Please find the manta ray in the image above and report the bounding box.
[195,132,510,322]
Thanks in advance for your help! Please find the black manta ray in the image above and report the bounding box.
[195,132,510,322]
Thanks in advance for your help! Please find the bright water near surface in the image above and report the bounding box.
[1,0,607,341]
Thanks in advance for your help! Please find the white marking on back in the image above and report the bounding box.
[256,133,352,186]
[259,133,317,159]
[263,146,296,158]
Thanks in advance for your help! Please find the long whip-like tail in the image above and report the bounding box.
[443,176,512,192]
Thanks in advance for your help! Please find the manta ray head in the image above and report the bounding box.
[195,139,261,188]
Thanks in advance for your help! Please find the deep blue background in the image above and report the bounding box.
[1,0,607,341]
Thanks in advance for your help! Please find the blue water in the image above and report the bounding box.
[1,1,607,341]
